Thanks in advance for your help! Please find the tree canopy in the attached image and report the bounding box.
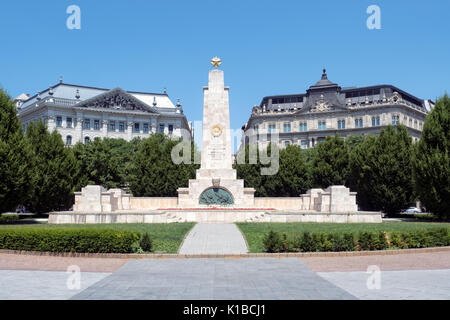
[414,94,449,219]
[0,89,33,213]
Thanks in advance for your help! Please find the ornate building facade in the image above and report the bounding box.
[17,80,192,145]
[241,70,432,150]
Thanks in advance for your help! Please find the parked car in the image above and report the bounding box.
[401,207,421,214]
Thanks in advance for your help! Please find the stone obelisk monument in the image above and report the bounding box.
[177,57,255,207]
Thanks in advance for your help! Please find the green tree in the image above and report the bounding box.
[348,135,378,211]
[73,137,141,191]
[128,134,197,197]
[414,94,449,219]
[25,121,78,213]
[0,89,33,213]
[267,144,311,196]
[236,143,311,196]
[235,143,264,195]
[312,134,350,188]
[349,126,415,214]
[344,134,365,152]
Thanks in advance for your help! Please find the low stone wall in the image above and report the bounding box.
[254,198,302,210]
[48,210,382,224]
[129,197,178,210]
[263,212,382,223]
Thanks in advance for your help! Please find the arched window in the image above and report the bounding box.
[84,136,90,145]
[66,135,72,145]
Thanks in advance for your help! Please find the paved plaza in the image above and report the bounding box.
[178,223,248,255]
[1,251,450,300]
[72,258,354,300]
[0,270,110,300]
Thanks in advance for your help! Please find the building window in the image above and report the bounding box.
[301,140,308,149]
[84,137,90,145]
[143,123,149,133]
[134,123,140,133]
[168,124,174,135]
[66,135,72,146]
[299,122,307,132]
[83,119,90,130]
[66,117,72,128]
[338,120,346,129]
[56,116,62,127]
[392,115,400,125]
[372,116,380,127]
[109,121,116,131]
[283,123,291,133]
[355,118,363,128]
[268,124,276,134]
[414,120,417,129]
[318,121,326,130]
[119,121,125,132]
[284,141,290,147]
[254,125,259,140]
[94,120,100,130]
[159,124,165,133]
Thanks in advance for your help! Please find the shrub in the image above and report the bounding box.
[263,230,282,253]
[357,231,388,251]
[313,233,333,252]
[299,232,317,252]
[0,228,140,253]
[0,214,19,224]
[139,232,153,252]
[389,228,449,249]
[332,233,356,252]
[261,229,448,253]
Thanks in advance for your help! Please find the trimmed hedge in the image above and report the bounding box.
[0,228,140,253]
[0,214,19,224]
[262,229,450,253]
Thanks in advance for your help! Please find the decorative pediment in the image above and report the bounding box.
[74,88,159,114]
[310,95,332,112]
[388,92,402,104]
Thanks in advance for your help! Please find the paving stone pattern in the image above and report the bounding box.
[72,258,355,300]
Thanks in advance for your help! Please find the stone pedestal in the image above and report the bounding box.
[74,185,109,212]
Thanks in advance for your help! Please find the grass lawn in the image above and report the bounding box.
[0,222,195,254]
[236,222,450,253]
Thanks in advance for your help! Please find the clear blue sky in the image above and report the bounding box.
[1,0,449,142]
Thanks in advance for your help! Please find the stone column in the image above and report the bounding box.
[102,119,108,138]
[127,121,133,141]
[199,69,233,173]
[76,119,83,144]
[151,118,157,133]
[47,115,56,132]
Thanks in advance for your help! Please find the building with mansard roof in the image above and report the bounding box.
[17,79,192,146]
[241,70,432,150]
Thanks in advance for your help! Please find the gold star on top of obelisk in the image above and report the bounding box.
[211,56,222,68]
